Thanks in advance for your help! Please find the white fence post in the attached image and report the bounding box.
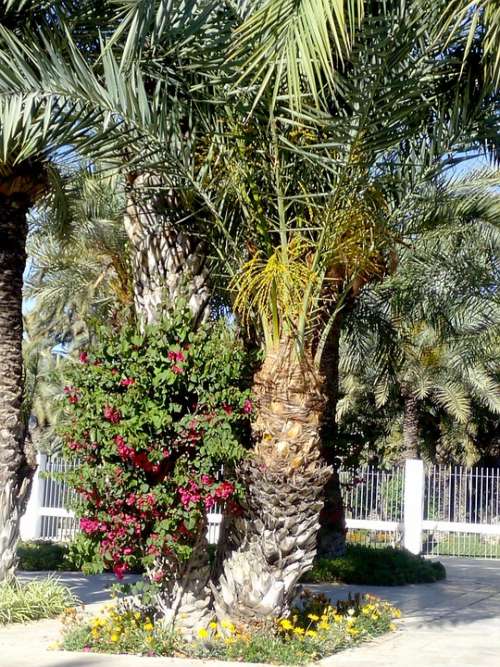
[20,452,46,541]
[403,458,424,554]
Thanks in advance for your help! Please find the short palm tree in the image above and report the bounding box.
[209,4,500,623]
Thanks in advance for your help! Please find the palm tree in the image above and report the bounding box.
[208,3,500,623]
[26,169,133,347]
[337,178,500,461]
[0,1,128,579]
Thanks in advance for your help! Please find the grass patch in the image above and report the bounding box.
[302,545,446,585]
[0,576,79,624]
[59,593,400,665]
[424,533,500,558]
[17,540,69,571]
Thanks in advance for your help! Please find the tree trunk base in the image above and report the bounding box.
[213,459,332,626]
[155,532,213,639]
[0,476,33,581]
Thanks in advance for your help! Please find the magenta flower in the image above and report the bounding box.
[120,377,135,387]
[79,351,88,363]
[104,405,122,423]
[243,398,253,414]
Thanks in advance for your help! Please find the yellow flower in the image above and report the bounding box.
[209,622,218,630]
[110,634,119,642]
[143,622,154,632]
[305,630,317,638]
[348,628,360,637]
[279,619,294,631]
[318,621,329,630]
[390,623,397,631]
[393,608,402,618]
[134,612,141,620]
[221,620,236,634]
[307,614,320,622]
[198,628,209,639]
[293,627,305,636]
[333,614,343,623]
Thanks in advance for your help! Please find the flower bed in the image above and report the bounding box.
[58,593,400,665]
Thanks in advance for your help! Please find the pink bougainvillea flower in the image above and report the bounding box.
[79,351,88,363]
[168,350,185,362]
[80,517,101,534]
[200,474,215,486]
[222,403,233,415]
[204,495,216,509]
[242,398,253,414]
[104,405,122,423]
[120,377,135,387]
[171,365,183,375]
[214,481,235,500]
[113,563,127,580]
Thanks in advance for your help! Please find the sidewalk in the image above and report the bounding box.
[3,558,500,666]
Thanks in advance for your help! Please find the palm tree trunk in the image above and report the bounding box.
[152,528,213,639]
[402,388,420,459]
[213,340,331,626]
[317,317,347,558]
[124,174,212,629]
[124,173,209,327]
[0,198,36,580]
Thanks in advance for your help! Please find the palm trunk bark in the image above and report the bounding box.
[402,388,420,460]
[213,340,331,626]
[0,197,36,580]
[317,317,347,557]
[124,174,209,327]
[124,174,212,629]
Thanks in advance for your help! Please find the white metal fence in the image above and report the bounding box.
[20,455,500,558]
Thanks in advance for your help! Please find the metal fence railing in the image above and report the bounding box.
[20,456,500,558]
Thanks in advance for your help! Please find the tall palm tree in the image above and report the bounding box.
[0,1,126,580]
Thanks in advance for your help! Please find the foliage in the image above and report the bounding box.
[60,593,400,664]
[16,540,68,572]
[0,576,77,624]
[302,545,446,586]
[59,308,252,579]
[336,188,500,465]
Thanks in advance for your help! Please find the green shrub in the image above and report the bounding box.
[303,545,446,585]
[17,540,69,571]
[60,310,252,579]
[0,576,78,624]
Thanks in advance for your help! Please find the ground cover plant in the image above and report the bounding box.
[303,545,446,585]
[0,576,78,624]
[59,593,400,665]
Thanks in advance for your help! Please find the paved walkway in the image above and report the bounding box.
[2,558,499,666]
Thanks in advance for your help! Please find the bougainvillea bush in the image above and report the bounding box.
[60,309,253,582]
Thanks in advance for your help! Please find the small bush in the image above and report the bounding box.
[59,593,400,664]
[303,545,446,585]
[17,540,69,571]
[0,576,78,624]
